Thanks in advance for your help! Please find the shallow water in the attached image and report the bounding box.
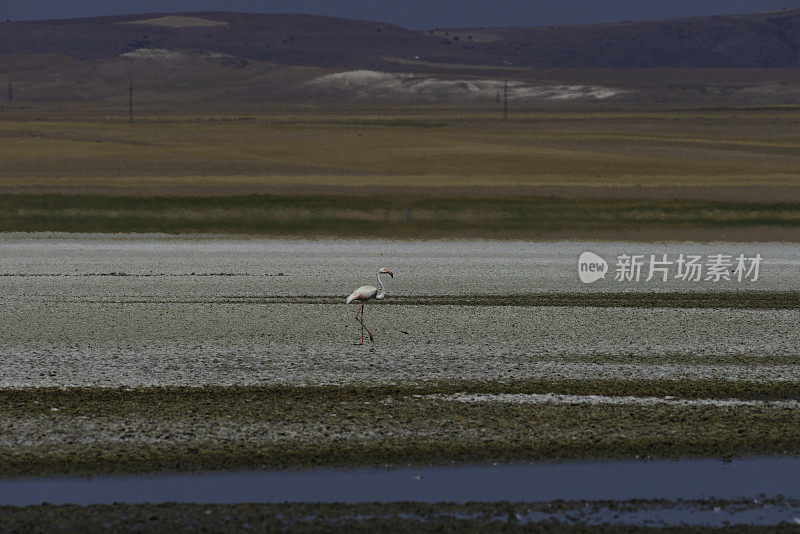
[3,457,800,506]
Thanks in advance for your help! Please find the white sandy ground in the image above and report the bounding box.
[305,70,624,101]
[4,342,800,387]
[0,235,798,387]
[428,393,800,409]
[1,234,796,293]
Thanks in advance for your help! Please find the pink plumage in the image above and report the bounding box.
[346,268,393,344]
[346,285,378,304]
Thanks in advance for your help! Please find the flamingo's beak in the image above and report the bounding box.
[387,270,394,278]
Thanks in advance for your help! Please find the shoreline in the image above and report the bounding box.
[2,381,799,476]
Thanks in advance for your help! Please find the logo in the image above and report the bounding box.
[578,251,608,284]
[576,251,762,283]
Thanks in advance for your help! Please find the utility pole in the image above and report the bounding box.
[503,78,508,120]
[7,82,11,103]
[128,81,133,123]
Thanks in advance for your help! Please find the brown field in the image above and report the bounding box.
[0,101,799,237]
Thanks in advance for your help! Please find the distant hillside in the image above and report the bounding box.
[0,12,430,68]
[1,9,799,68]
[436,9,800,68]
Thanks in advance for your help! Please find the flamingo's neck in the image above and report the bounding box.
[376,272,387,299]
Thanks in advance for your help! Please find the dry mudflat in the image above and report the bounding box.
[0,235,798,476]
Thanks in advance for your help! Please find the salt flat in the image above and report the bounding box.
[0,234,797,387]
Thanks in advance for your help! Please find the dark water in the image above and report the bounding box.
[2,457,800,506]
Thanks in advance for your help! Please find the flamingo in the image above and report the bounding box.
[346,268,393,345]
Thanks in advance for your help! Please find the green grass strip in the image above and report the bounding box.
[0,194,799,235]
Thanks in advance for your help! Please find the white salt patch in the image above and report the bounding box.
[306,70,625,101]
[430,393,800,409]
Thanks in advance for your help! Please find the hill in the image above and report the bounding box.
[2,10,800,104]
[2,9,800,69]
[436,9,800,68]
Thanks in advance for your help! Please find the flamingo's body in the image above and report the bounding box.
[346,285,379,305]
[347,268,393,344]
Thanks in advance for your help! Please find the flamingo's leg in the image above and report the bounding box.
[355,302,365,345]
[361,304,374,342]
